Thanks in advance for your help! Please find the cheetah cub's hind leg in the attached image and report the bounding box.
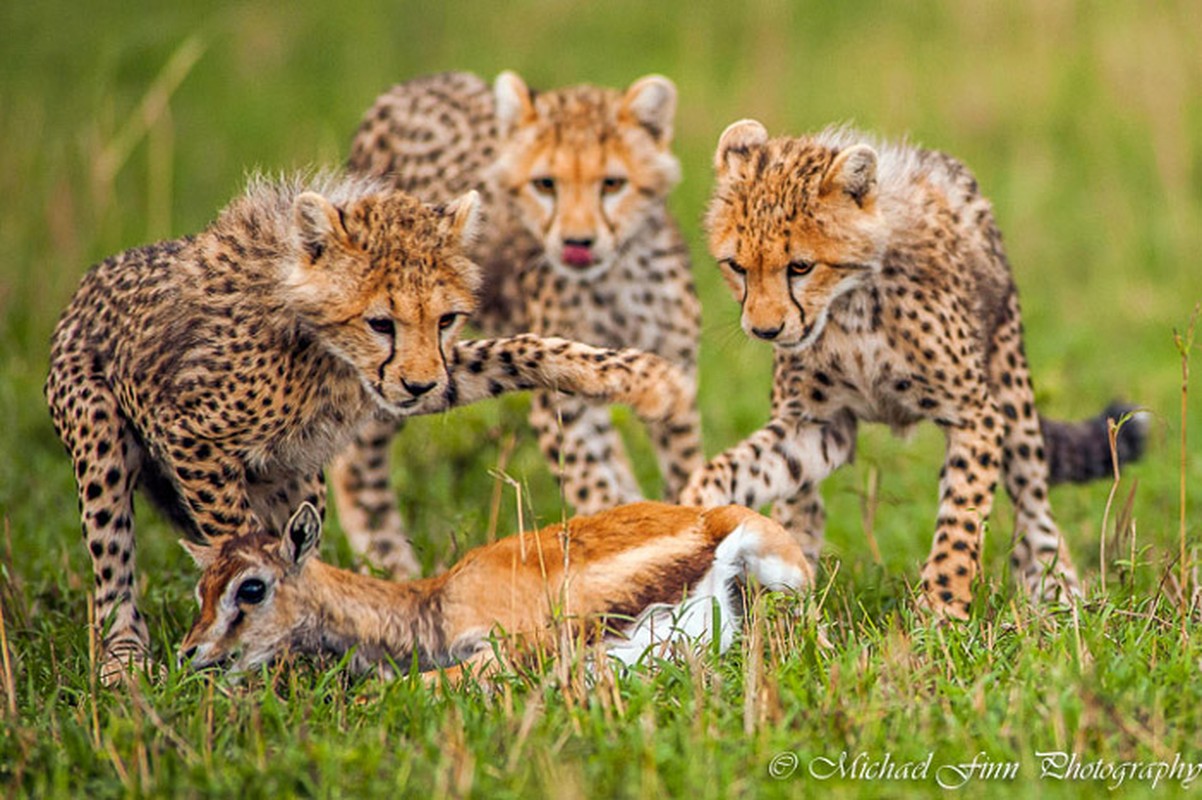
[247,467,329,548]
[45,368,151,685]
[988,294,1081,603]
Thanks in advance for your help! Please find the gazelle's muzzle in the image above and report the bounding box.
[178,639,232,670]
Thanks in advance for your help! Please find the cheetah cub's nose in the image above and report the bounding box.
[751,324,784,341]
[402,379,436,398]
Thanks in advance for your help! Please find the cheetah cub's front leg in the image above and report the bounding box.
[919,395,1004,620]
[331,334,698,577]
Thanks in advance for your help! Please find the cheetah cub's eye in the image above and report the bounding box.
[438,313,460,331]
[787,261,815,278]
[601,176,627,195]
[367,318,395,337]
[235,578,267,605]
[531,177,556,196]
[721,259,747,276]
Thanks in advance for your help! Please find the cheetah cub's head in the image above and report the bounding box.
[284,186,481,414]
[707,121,888,350]
[490,71,681,281]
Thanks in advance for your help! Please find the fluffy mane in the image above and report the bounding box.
[213,170,392,257]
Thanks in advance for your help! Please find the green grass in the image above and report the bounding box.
[2,0,1202,796]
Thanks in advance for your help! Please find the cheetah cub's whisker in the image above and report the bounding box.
[180,502,811,682]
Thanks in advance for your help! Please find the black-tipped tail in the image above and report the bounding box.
[1041,402,1147,486]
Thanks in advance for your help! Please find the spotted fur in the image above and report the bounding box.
[333,71,703,576]
[45,173,696,683]
[681,121,1145,618]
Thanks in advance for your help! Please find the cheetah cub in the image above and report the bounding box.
[46,173,695,683]
[332,71,703,575]
[682,122,1144,619]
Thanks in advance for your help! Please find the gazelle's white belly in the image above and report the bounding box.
[604,520,808,665]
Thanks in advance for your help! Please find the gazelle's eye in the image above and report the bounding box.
[788,261,815,278]
[367,317,395,336]
[236,578,267,605]
[531,177,556,196]
[438,313,460,331]
[723,259,747,276]
[601,176,627,195]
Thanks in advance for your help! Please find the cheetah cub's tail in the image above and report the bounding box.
[1041,402,1148,486]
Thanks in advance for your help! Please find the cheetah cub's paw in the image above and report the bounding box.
[99,642,164,687]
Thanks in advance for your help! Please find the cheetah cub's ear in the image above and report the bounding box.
[437,189,482,250]
[494,70,537,138]
[714,119,769,176]
[620,75,677,146]
[294,191,351,263]
[821,144,878,208]
[280,502,322,570]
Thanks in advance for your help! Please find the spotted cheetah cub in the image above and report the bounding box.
[333,71,703,575]
[46,173,695,683]
[682,122,1144,619]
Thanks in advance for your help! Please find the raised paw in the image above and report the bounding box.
[599,352,696,425]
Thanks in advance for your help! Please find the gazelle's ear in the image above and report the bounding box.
[494,70,536,138]
[438,190,482,250]
[283,502,322,567]
[821,144,878,208]
[620,74,677,146]
[714,119,769,176]
[179,539,215,569]
[294,192,350,263]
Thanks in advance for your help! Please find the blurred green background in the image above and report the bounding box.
[2,1,1201,796]
[3,0,1198,578]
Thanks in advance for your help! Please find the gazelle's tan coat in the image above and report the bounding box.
[181,502,811,681]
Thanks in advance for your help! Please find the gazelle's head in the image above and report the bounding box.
[179,504,323,672]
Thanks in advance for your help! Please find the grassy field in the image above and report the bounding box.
[2,0,1201,796]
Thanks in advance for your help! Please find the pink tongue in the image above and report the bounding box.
[561,244,593,266]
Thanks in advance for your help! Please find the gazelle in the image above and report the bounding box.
[180,501,812,682]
